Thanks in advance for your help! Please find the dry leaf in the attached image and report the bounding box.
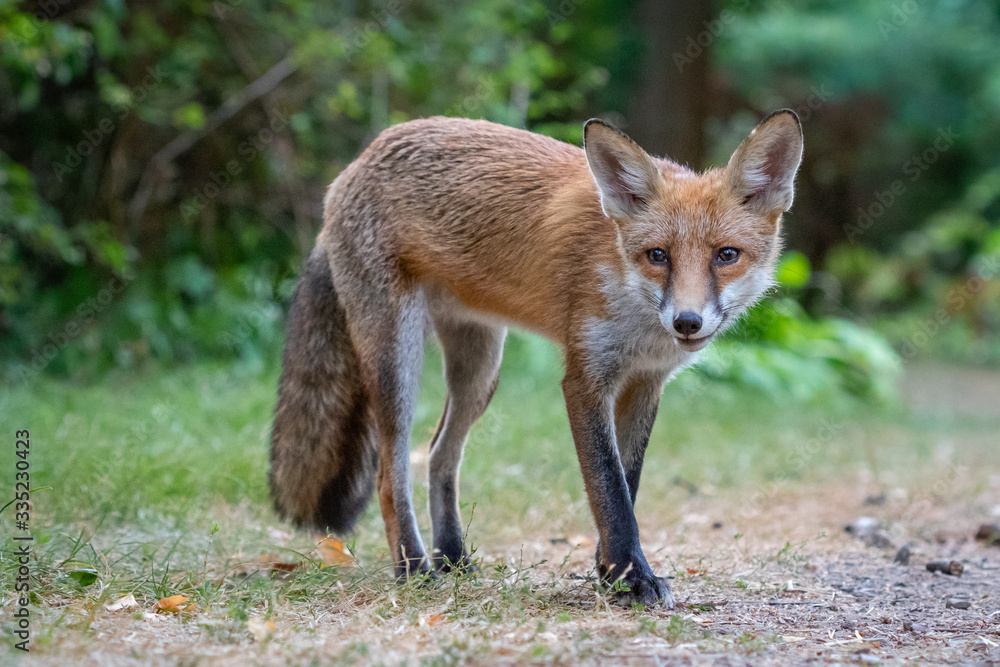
[106,593,137,612]
[247,617,276,642]
[154,594,191,613]
[315,537,353,566]
[421,613,446,626]
[257,554,300,572]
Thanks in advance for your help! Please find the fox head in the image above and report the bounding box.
[583,110,803,352]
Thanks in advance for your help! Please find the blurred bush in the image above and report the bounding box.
[2,0,996,398]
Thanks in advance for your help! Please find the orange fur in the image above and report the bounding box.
[272,111,803,606]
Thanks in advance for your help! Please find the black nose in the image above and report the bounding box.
[673,311,702,336]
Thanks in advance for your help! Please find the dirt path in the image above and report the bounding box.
[17,479,999,666]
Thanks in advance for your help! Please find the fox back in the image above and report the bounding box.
[319,114,801,355]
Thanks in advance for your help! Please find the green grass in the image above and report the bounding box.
[2,334,996,548]
[1,337,997,661]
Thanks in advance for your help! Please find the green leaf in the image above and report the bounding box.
[776,251,811,289]
[69,570,99,587]
[172,102,205,131]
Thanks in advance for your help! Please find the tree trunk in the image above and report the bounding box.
[626,0,714,168]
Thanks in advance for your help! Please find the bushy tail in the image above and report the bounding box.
[269,247,377,533]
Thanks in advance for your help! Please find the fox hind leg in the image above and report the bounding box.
[428,316,506,571]
[341,285,430,579]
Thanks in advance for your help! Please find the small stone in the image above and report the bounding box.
[975,523,1000,546]
[845,516,880,535]
[845,517,894,549]
[893,545,911,565]
[926,560,964,576]
[863,493,887,506]
[711,521,723,529]
[946,599,971,610]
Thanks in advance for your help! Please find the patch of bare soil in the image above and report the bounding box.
[14,480,1000,666]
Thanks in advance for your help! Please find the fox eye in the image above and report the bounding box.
[716,247,741,265]
[646,248,668,265]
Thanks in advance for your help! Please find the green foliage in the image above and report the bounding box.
[0,0,606,380]
[704,299,900,404]
[1,0,994,391]
[826,169,1000,364]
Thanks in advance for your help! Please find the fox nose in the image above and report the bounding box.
[672,311,702,337]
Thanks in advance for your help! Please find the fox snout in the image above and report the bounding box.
[660,303,722,351]
[672,311,702,337]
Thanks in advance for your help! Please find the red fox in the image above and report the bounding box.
[270,111,803,607]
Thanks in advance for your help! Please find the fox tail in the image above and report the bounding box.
[269,247,377,533]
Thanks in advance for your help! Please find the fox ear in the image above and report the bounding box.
[728,110,803,215]
[584,119,660,219]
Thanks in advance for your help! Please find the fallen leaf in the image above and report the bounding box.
[315,537,353,566]
[421,613,446,626]
[69,570,99,587]
[257,554,300,572]
[247,617,276,642]
[154,594,191,613]
[106,593,137,612]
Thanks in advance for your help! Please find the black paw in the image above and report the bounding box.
[597,552,675,609]
[394,555,434,584]
[433,549,477,574]
[612,572,675,609]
